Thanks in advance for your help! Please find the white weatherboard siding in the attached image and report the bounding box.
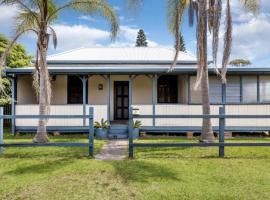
[132,105,153,126]
[15,104,270,127]
[15,105,107,126]
[155,105,219,127]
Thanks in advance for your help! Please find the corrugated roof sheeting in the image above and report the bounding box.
[47,47,197,62]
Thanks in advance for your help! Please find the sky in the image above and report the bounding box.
[0,0,269,67]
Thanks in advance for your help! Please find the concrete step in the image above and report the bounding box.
[110,124,128,129]
[108,124,128,139]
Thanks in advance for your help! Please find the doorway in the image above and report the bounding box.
[114,81,129,120]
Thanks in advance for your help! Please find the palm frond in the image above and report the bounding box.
[0,29,37,68]
[167,0,188,71]
[14,9,39,35]
[49,0,119,39]
[208,0,215,33]
[221,0,232,83]
[240,0,260,14]
[48,26,57,49]
[212,0,222,68]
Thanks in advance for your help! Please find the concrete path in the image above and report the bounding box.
[95,140,128,161]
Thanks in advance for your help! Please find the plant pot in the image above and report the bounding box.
[95,128,108,139]
[132,128,140,139]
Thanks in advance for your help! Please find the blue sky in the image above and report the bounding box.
[0,0,269,67]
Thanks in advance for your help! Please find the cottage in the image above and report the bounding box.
[6,47,270,138]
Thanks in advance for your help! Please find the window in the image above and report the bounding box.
[209,77,222,103]
[260,76,270,102]
[226,76,241,103]
[67,76,87,104]
[242,76,257,103]
[189,76,221,104]
[158,75,178,103]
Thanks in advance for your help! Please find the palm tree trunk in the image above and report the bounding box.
[199,0,215,142]
[33,32,49,143]
[200,66,214,142]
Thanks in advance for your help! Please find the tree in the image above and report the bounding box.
[174,32,186,52]
[135,29,148,47]
[229,59,251,67]
[130,0,258,142]
[0,0,119,143]
[0,34,31,105]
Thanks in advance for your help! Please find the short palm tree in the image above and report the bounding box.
[0,0,119,143]
[130,0,259,142]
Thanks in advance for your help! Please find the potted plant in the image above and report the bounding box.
[132,120,142,139]
[94,118,109,139]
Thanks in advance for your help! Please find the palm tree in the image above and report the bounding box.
[129,0,259,142]
[0,0,119,143]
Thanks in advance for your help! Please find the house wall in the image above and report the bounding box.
[16,74,190,119]
[132,75,153,104]
[51,75,67,104]
[14,73,270,128]
[88,75,107,105]
[17,75,67,105]
[17,75,37,104]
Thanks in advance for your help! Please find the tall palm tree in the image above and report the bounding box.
[129,0,259,142]
[0,0,119,143]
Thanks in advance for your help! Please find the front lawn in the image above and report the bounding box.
[0,135,269,200]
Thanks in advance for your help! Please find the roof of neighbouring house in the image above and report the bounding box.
[47,47,197,63]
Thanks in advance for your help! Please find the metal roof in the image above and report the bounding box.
[4,47,269,75]
[47,47,197,63]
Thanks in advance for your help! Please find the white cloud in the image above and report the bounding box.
[0,5,18,22]
[231,15,270,62]
[51,24,110,51]
[206,0,270,67]
[0,5,19,34]
[50,24,160,51]
[230,0,270,66]
[113,6,121,11]
[78,15,96,22]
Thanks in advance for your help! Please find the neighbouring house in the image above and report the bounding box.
[5,47,270,138]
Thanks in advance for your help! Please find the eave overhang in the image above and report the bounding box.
[5,66,270,76]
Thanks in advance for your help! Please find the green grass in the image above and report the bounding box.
[0,135,270,200]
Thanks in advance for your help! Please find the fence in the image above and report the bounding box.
[0,107,95,157]
[3,104,11,127]
[128,106,270,159]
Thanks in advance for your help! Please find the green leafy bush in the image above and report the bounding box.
[132,120,142,128]
[94,118,109,129]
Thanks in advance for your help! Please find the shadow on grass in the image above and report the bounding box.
[4,158,74,175]
[109,160,182,183]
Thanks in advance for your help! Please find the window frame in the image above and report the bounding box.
[157,75,178,104]
[188,75,269,105]
[67,75,88,104]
